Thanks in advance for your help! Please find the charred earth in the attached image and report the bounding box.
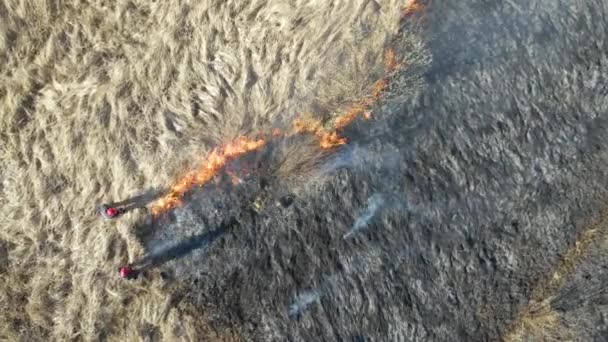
[138,1,608,341]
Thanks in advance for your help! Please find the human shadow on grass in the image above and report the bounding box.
[133,218,235,271]
[97,187,167,219]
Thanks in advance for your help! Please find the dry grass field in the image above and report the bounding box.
[0,0,426,340]
[5,0,606,341]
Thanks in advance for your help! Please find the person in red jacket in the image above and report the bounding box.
[118,265,139,280]
[98,204,126,219]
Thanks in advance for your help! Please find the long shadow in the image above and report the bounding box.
[134,218,235,270]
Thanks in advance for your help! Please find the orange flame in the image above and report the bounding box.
[332,68,392,131]
[402,0,425,18]
[145,9,416,217]
[289,48,398,150]
[334,104,367,130]
[293,118,348,149]
[150,136,266,216]
[384,48,402,72]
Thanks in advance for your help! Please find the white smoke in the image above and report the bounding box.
[343,193,386,239]
[288,290,321,317]
[319,143,406,175]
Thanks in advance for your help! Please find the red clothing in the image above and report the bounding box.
[119,266,138,279]
[106,207,119,217]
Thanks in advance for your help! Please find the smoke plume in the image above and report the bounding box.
[288,290,322,318]
[343,193,386,239]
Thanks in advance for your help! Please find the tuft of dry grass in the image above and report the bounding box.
[504,300,571,342]
[0,0,427,340]
[262,135,336,197]
[503,205,608,342]
[308,29,430,124]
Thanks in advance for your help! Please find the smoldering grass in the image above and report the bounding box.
[288,275,339,318]
[288,289,322,318]
[343,193,386,239]
[316,143,407,178]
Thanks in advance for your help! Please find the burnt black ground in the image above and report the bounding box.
[139,0,608,341]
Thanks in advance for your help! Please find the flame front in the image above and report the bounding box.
[402,0,425,18]
[297,47,397,147]
[384,48,401,72]
[285,46,399,152]
[292,117,349,149]
[146,4,420,217]
[150,136,266,216]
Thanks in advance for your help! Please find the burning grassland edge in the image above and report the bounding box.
[503,205,608,341]
[0,1,430,341]
[147,26,431,218]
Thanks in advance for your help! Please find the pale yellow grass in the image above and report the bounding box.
[0,0,422,340]
[504,301,572,342]
[504,206,608,342]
